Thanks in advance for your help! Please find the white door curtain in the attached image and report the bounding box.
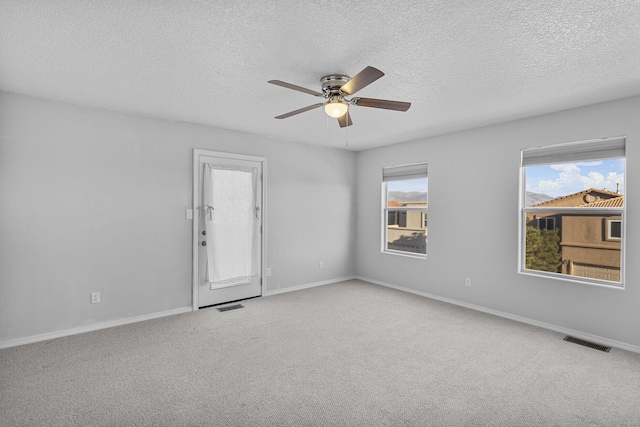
[203,163,260,287]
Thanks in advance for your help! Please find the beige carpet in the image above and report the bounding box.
[1,279,640,426]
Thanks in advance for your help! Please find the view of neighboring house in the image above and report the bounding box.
[387,201,427,254]
[528,188,623,281]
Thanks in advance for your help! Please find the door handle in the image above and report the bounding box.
[204,205,214,221]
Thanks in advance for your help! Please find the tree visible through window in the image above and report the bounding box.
[521,137,625,286]
[525,226,562,272]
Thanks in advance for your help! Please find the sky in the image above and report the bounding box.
[526,158,625,198]
[387,159,624,200]
[387,177,428,193]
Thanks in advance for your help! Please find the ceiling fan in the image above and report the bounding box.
[268,66,411,128]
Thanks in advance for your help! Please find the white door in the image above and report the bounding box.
[193,150,264,308]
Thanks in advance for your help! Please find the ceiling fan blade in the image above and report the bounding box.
[268,80,324,97]
[337,112,353,128]
[340,66,385,95]
[353,97,411,112]
[275,103,324,119]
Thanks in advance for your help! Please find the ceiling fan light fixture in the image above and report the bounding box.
[269,66,411,127]
[324,97,349,118]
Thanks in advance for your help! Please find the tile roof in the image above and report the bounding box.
[533,188,622,207]
[577,196,624,208]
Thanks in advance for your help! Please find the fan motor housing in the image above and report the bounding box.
[320,74,350,95]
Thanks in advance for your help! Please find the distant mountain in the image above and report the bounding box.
[388,191,427,203]
[526,191,553,206]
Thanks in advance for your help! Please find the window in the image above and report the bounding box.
[537,217,555,230]
[520,136,625,287]
[382,162,428,257]
[607,220,622,240]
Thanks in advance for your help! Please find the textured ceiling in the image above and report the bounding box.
[1,0,639,151]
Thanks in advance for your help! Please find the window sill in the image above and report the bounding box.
[518,269,624,289]
[382,249,427,260]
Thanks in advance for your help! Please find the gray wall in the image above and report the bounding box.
[0,92,356,343]
[3,91,639,350]
[356,95,640,348]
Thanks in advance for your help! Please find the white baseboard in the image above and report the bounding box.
[356,276,640,354]
[7,277,636,354]
[264,276,356,297]
[1,277,355,349]
[0,306,193,350]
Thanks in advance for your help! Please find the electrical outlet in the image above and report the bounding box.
[185,209,193,219]
[319,261,324,269]
[266,268,272,277]
[91,292,101,304]
[465,278,471,287]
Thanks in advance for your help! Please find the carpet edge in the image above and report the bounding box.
[0,306,193,350]
[356,275,640,354]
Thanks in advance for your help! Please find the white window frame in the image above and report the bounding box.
[607,219,622,240]
[381,162,428,259]
[519,136,626,288]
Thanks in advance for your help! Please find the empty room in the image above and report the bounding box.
[1,1,640,426]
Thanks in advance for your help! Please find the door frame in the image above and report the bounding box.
[192,149,267,310]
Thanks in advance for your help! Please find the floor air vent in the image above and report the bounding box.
[216,304,244,312]
[563,336,611,352]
